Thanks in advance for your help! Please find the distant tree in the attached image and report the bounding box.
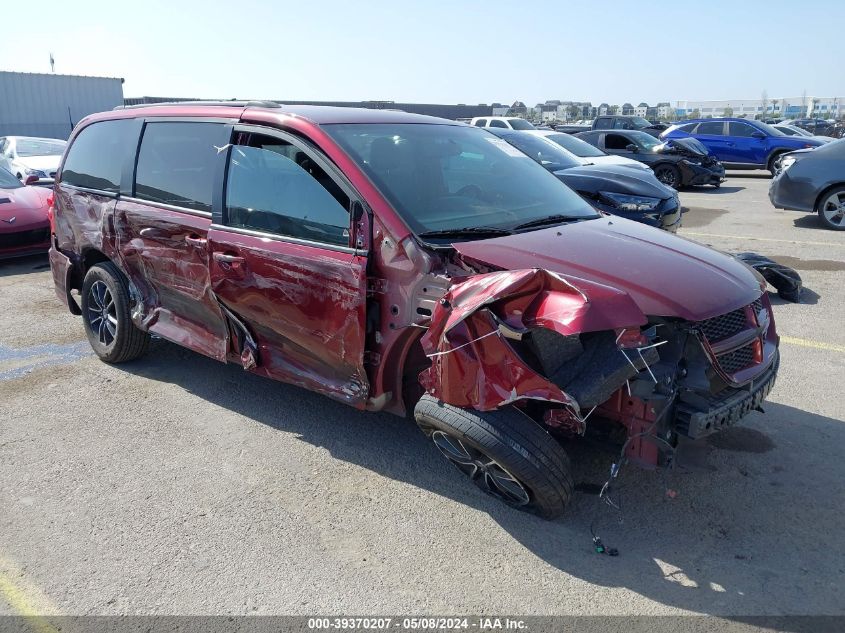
[609,105,619,115]
[567,105,580,120]
[689,109,701,119]
[723,107,734,117]
[761,89,769,117]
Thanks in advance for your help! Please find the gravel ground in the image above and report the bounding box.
[1,173,843,618]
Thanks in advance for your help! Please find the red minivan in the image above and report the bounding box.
[50,102,779,518]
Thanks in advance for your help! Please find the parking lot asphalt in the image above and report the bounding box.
[1,172,843,618]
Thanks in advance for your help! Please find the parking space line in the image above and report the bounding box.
[683,231,843,248]
[781,336,845,354]
[0,557,59,633]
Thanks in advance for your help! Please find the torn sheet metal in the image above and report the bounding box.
[734,252,802,303]
[419,268,647,412]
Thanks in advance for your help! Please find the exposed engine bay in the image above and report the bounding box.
[419,255,780,470]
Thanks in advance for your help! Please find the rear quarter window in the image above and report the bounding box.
[60,119,135,193]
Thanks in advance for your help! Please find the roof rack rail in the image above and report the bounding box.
[115,100,283,110]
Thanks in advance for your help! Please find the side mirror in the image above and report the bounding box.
[751,131,766,139]
[625,144,638,152]
[24,174,39,185]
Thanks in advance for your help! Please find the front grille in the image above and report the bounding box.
[0,228,50,249]
[715,343,755,374]
[697,306,748,342]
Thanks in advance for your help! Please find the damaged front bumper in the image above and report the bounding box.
[675,350,779,439]
[421,268,780,467]
[681,160,726,186]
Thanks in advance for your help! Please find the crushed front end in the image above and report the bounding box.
[421,268,779,469]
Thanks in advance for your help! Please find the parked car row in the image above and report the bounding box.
[575,129,725,188]
[659,118,825,174]
[0,136,66,185]
[38,102,781,519]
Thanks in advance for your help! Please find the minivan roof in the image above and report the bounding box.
[97,102,461,127]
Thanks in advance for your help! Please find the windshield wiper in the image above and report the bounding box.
[417,226,512,239]
[512,214,595,232]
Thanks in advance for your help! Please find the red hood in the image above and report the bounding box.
[451,217,763,322]
[0,185,51,232]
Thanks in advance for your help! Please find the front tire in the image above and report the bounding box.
[415,395,574,519]
[81,262,150,363]
[816,186,845,230]
[767,152,785,176]
[654,164,682,189]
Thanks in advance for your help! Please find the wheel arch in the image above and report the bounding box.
[765,148,790,170]
[813,182,845,213]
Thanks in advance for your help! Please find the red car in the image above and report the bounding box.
[49,102,779,518]
[0,167,52,259]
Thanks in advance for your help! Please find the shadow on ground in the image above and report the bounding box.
[686,186,745,195]
[0,253,50,278]
[724,172,772,180]
[792,214,839,232]
[115,340,845,621]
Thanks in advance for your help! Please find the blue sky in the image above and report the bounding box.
[3,0,843,105]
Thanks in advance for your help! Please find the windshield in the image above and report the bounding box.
[508,119,535,130]
[497,132,582,170]
[784,125,811,137]
[0,167,23,189]
[753,121,784,137]
[628,131,663,151]
[631,117,653,129]
[326,123,599,238]
[545,132,606,157]
[15,138,66,157]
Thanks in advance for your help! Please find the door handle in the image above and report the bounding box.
[185,235,207,248]
[213,251,246,271]
[213,252,244,264]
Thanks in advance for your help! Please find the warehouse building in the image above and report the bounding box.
[0,71,125,139]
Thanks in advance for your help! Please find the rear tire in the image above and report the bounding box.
[414,394,574,519]
[816,186,845,231]
[654,164,682,189]
[81,262,150,363]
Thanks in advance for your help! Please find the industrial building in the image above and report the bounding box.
[0,71,125,139]
[676,96,844,119]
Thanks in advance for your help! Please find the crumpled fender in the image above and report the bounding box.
[420,268,646,411]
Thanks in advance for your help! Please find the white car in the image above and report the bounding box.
[470,116,536,130]
[0,136,67,184]
[528,130,652,172]
[773,124,833,144]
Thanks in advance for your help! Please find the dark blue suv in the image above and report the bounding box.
[661,118,824,174]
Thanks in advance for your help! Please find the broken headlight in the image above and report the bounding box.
[599,191,661,212]
[778,155,797,172]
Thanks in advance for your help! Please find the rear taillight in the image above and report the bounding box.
[46,194,55,234]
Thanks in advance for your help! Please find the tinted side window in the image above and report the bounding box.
[593,118,611,129]
[605,134,632,150]
[225,135,350,246]
[728,122,758,137]
[696,121,725,135]
[677,123,697,133]
[613,119,632,129]
[474,119,487,127]
[61,119,134,193]
[489,120,507,128]
[135,122,224,213]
